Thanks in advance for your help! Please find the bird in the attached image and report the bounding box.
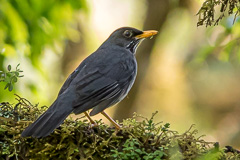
[21,27,158,138]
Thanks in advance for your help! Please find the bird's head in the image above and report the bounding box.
[101,27,158,53]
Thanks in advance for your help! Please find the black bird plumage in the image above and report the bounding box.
[21,27,157,138]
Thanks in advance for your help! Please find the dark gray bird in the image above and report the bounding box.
[21,27,158,138]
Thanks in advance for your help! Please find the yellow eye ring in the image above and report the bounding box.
[123,30,132,38]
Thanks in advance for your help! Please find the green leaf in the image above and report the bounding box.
[8,83,13,91]
[4,83,9,90]
[7,65,11,71]
[16,63,20,69]
[12,76,17,83]
[15,71,19,76]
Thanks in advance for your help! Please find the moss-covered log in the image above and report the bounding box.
[0,95,239,159]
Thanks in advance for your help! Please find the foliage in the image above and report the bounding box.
[0,64,23,91]
[0,0,88,102]
[1,96,240,159]
[197,0,240,27]
[111,137,166,160]
[192,1,240,65]
[0,0,87,68]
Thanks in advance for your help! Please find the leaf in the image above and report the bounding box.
[4,83,9,89]
[8,83,13,91]
[7,65,11,71]
[16,63,20,69]
[15,71,19,76]
[12,76,18,83]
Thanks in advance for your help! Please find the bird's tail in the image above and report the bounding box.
[21,99,73,138]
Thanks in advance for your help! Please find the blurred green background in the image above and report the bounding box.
[1,0,240,148]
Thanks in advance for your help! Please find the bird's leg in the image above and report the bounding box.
[84,112,97,127]
[101,111,121,130]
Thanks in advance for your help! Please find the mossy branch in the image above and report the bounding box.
[0,95,240,159]
[197,0,240,27]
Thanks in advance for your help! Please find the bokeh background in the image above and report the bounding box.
[1,0,240,148]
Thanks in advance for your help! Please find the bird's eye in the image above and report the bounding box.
[123,30,132,38]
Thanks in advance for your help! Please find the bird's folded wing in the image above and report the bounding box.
[71,62,134,114]
[58,69,80,96]
[58,61,88,96]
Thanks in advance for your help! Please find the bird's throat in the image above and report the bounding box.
[126,39,142,54]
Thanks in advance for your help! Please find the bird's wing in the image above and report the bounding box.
[58,61,87,96]
[72,56,136,115]
[58,70,79,95]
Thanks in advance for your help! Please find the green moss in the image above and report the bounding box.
[0,95,239,159]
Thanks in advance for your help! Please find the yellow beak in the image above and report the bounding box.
[135,30,158,39]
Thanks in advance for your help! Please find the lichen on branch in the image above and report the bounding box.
[197,0,240,27]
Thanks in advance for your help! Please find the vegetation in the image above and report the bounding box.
[0,0,87,101]
[0,64,23,91]
[0,0,87,67]
[1,1,240,159]
[0,95,239,159]
[197,0,240,27]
